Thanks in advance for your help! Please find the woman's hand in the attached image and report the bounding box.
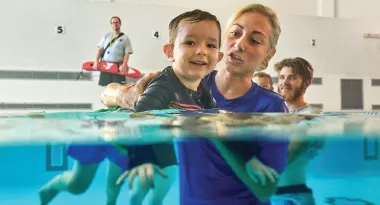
[100,72,160,108]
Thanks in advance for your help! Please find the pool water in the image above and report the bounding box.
[0,110,379,204]
[1,141,378,204]
[0,145,180,204]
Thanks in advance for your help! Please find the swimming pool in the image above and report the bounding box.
[0,111,378,204]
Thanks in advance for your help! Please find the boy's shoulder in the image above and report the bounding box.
[147,66,177,88]
[137,67,178,108]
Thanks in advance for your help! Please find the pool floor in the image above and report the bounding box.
[0,177,378,205]
[0,144,378,205]
[0,187,179,205]
[0,181,179,205]
[0,158,180,205]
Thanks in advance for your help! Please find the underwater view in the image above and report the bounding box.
[0,109,379,205]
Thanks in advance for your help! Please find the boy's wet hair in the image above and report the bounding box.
[168,9,221,48]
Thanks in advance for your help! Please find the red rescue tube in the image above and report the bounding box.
[82,61,141,79]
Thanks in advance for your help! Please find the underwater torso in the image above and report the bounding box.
[177,71,290,205]
[278,104,323,187]
[273,104,323,205]
[126,66,216,169]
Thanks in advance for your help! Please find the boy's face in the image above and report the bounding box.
[164,20,223,82]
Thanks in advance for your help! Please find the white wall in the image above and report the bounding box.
[116,0,319,17]
[0,0,379,114]
[336,0,380,20]
[116,0,380,20]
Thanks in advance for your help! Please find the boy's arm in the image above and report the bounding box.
[212,99,290,202]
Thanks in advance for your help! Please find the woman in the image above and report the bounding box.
[104,4,289,205]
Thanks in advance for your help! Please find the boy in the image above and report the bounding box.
[116,9,224,205]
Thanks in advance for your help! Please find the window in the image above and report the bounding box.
[341,79,363,110]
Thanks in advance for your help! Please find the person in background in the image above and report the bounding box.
[271,57,324,205]
[38,16,133,205]
[103,4,290,205]
[252,72,274,90]
[95,16,134,87]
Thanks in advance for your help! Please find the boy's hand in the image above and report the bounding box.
[116,163,168,189]
[245,157,279,186]
[100,72,160,108]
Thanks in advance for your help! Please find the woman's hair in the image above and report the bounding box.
[225,4,281,52]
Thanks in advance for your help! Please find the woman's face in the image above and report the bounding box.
[224,12,275,76]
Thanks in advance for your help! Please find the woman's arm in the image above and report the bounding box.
[211,99,290,202]
[100,72,160,108]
